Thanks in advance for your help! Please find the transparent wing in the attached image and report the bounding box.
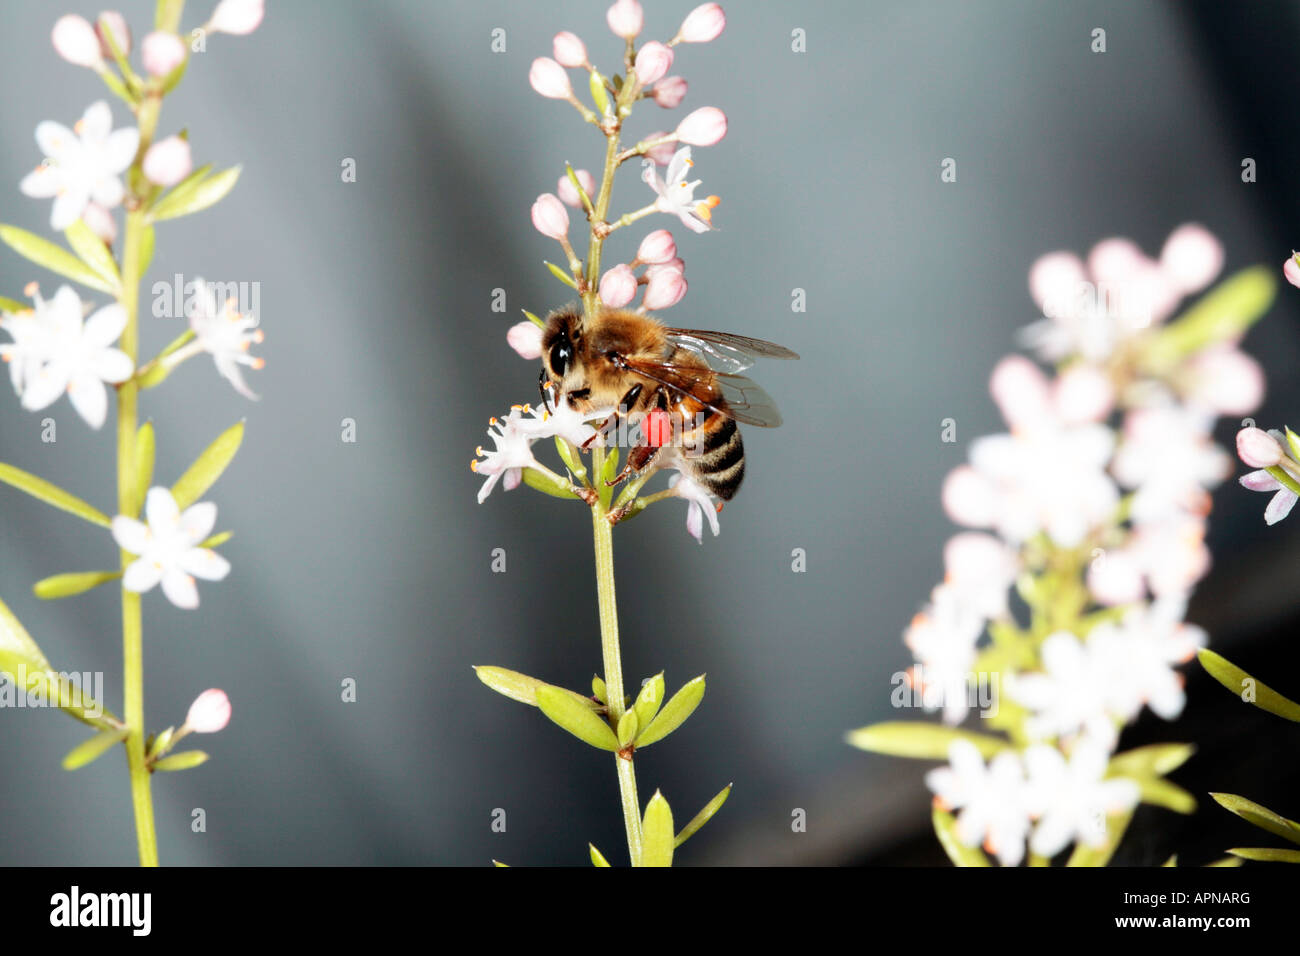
[620,357,785,427]
[665,328,800,375]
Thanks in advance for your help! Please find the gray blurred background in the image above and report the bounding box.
[2,0,1300,866]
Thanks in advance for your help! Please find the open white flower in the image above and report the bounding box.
[904,584,983,725]
[1007,631,1121,747]
[111,487,231,610]
[926,740,1033,867]
[0,302,54,398]
[183,280,264,399]
[642,148,717,234]
[1023,738,1140,858]
[7,285,133,428]
[19,101,138,231]
[668,469,720,541]
[472,406,542,503]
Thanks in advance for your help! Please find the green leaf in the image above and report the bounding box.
[640,791,674,867]
[1197,648,1300,722]
[1108,743,1195,777]
[64,220,120,289]
[1134,777,1196,815]
[522,308,545,329]
[97,67,135,107]
[473,666,599,710]
[932,805,991,867]
[34,571,122,600]
[616,710,638,748]
[846,722,1006,760]
[0,225,117,293]
[131,421,156,518]
[200,530,233,549]
[1163,855,1177,867]
[1210,793,1300,845]
[0,462,111,527]
[150,165,242,222]
[137,224,156,276]
[1066,809,1134,867]
[1155,267,1277,355]
[635,674,705,748]
[0,295,27,313]
[172,421,244,509]
[675,783,731,848]
[589,70,611,116]
[564,165,594,214]
[152,750,209,772]
[535,685,618,751]
[1227,847,1300,863]
[544,261,578,290]
[137,328,196,389]
[633,672,665,736]
[0,632,117,732]
[589,843,611,867]
[1265,464,1300,497]
[591,675,607,705]
[62,728,128,770]
[554,436,587,483]
[1207,856,1244,868]
[521,466,579,500]
[0,593,50,669]
[155,0,184,32]
[147,726,175,761]
[492,860,509,867]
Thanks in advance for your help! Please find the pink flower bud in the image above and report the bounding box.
[599,265,637,307]
[989,354,1051,431]
[82,202,117,243]
[646,257,685,277]
[529,56,572,99]
[1053,363,1113,424]
[651,76,688,109]
[634,42,674,86]
[209,0,264,35]
[677,3,726,43]
[643,265,687,310]
[531,193,570,240]
[641,133,679,165]
[553,31,587,68]
[606,0,644,39]
[557,168,595,208]
[95,11,131,57]
[507,321,543,360]
[674,107,727,146]
[1028,251,1086,317]
[1237,427,1284,468]
[52,15,103,67]
[142,31,186,76]
[636,229,677,264]
[143,136,193,187]
[1160,223,1223,294]
[185,688,231,733]
[1285,253,1300,290]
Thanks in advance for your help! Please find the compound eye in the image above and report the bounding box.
[549,339,572,377]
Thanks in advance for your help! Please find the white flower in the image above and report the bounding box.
[1086,514,1211,605]
[1090,597,1206,723]
[19,101,138,231]
[926,740,1033,866]
[183,280,264,399]
[1112,404,1228,524]
[1023,738,1140,858]
[903,584,983,724]
[942,532,1018,620]
[641,148,717,234]
[517,393,605,448]
[112,487,231,610]
[2,285,133,428]
[1240,469,1298,525]
[472,401,610,504]
[1007,631,1121,747]
[668,469,720,542]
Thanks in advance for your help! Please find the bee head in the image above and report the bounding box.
[540,307,581,383]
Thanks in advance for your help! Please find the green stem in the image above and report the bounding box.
[117,209,157,867]
[591,446,643,866]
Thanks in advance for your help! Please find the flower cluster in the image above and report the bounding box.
[852,224,1276,866]
[478,1,731,542]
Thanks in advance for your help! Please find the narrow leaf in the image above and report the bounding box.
[635,674,705,748]
[64,219,120,288]
[150,165,241,222]
[1154,266,1276,357]
[152,750,209,772]
[521,466,579,500]
[544,260,578,290]
[1206,856,1244,867]
[0,462,111,527]
[1134,777,1196,815]
[1227,847,1300,863]
[0,593,51,668]
[846,722,1006,760]
[932,805,991,867]
[591,674,607,705]
[137,224,156,276]
[62,728,128,770]
[200,530,233,549]
[131,421,156,518]
[0,225,116,293]
[617,710,638,748]
[0,296,27,313]
[1211,793,1300,845]
[589,843,611,867]
[1108,743,1195,777]
[0,648,117,730]
[172,421,244,509]
[1197,648,1300,722]
[535,685,618,751]
[633,672,665,735]
[473,666,599,710]
[675,783,731,848]
[641,791,674,867]
[34,571,122,600]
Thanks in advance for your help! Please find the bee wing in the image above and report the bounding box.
[620,357,786,427]
[665,328,800,374]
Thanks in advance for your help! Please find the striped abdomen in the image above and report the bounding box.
[685,413,745,500]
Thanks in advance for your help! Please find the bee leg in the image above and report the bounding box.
[581,411,620,450]
[538,371,554,414]
[607,443,660,487]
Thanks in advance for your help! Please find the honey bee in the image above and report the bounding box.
[538,306,798,503]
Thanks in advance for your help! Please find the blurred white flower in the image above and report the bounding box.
[926,740,1033,867]
[1023,738,1140,858]
[112,487,231,610]
[942,532,1018,620]
[181,280,264,399]
[903,584,982,725]
[1112,404,1229,524]
[19,101,138,231]
[1007,631,1121,747]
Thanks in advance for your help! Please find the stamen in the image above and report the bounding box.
[471,459,479,472]
[23,281,38,297]
[251,358,266,370]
